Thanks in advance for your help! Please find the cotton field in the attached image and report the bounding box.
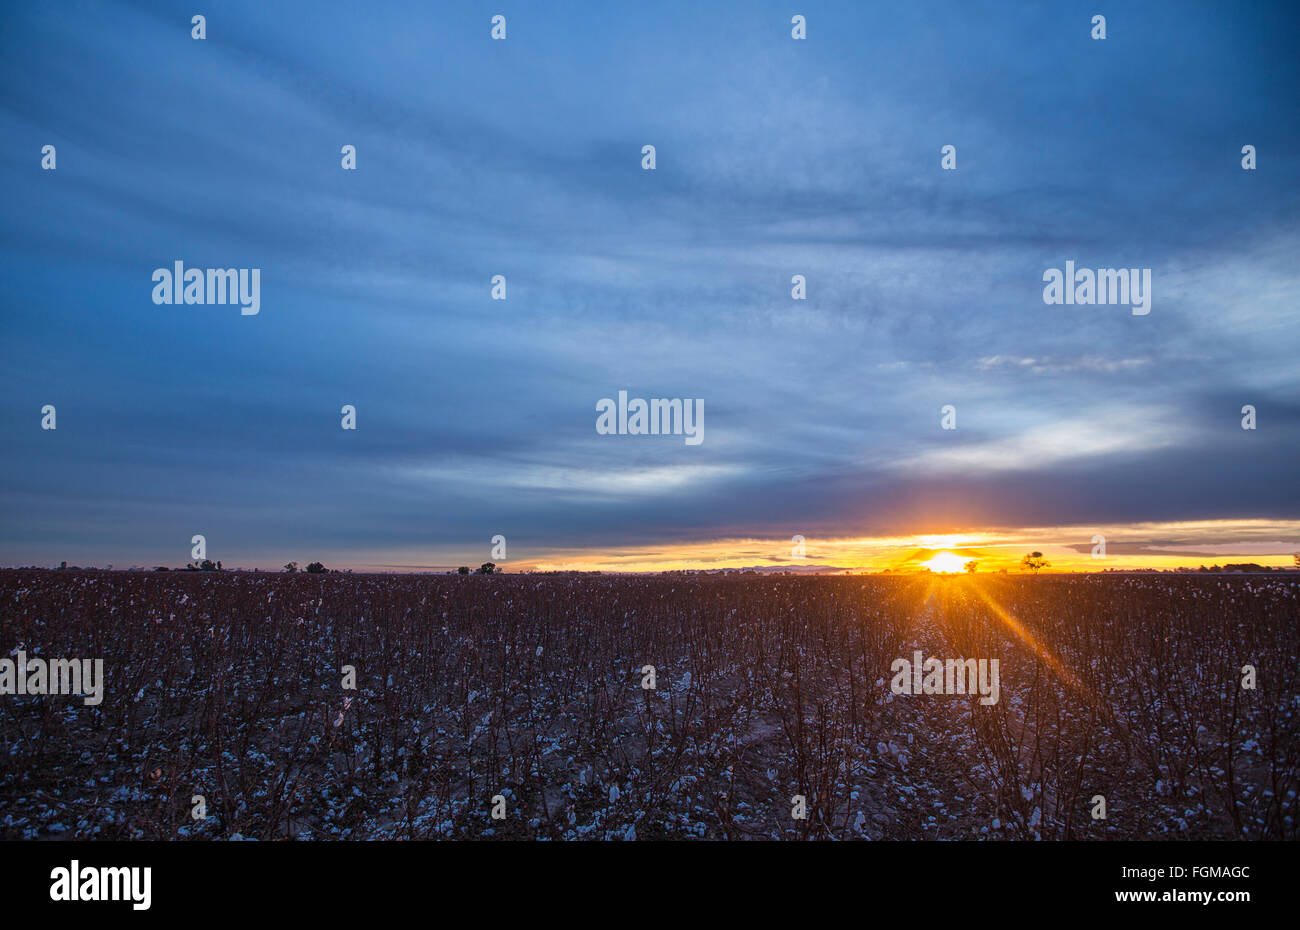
[0,570,1295,841]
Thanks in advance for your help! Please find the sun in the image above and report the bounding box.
[922,551,968,573]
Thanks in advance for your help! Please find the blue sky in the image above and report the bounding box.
[1,0,1298,570]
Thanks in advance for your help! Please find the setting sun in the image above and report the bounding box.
[923,551,969,573]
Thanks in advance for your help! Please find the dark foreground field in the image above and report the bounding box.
[0,570,1295,840]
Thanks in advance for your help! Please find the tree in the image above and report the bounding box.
[477,562,496,575]
[199,559,217,571]
[306,561,326,574]
[963,560,978,573]
[284,562,298,573]
[457,566,470,575]
[1020,551,1050,573]
[1293,553,1299,569]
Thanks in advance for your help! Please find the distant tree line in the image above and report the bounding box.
[456,563,499,575]
[284,561,334,573]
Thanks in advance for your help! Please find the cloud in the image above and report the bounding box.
[0,0,1297,567]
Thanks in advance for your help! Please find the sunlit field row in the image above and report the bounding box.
[1,570,1295,840]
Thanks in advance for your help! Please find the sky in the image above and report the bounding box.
[1,0,1298,573]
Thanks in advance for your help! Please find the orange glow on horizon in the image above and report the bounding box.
[308,519,1300,575]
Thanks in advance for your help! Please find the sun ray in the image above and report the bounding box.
[966,579,1090,699]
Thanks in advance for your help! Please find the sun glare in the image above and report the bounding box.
[923,551,968,573]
